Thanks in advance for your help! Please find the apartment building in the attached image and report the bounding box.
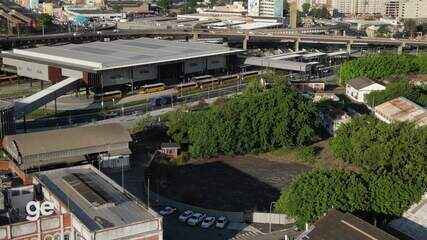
[332,0,387,15]
[248,0,284,17]
[399,0,427,19]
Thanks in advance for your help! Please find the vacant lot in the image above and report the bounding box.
[149,155,311,212]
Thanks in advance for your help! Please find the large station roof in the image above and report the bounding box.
[2,37,244,71]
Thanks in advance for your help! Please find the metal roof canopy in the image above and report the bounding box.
[245,57,313,72]
[4,37,244,71]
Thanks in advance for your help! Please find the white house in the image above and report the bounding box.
[345,78,385,103]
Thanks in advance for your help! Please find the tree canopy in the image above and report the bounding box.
[329,115,426,179]
[339,54,427,84]
[365,80,427,107]
[275,169,425,227]
[38,14,53,27]
[167,78,319,158]
[301,2,310,16]
[276,116,426,227]
[158,0,172,15]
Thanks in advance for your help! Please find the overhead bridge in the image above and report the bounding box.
[15,76,81,119]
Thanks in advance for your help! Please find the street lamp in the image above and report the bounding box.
[269,201,276,233]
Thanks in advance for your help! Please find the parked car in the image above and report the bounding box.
[159,206,177,216]
[201,216,216,228]
[215,216,228,228]
[178,210,193,222]
[187,213,206,226]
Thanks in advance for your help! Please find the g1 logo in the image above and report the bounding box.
[26,201,54,221]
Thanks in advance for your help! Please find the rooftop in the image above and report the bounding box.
[3,123,131,157]
[2,38,244,71]
[347,78,377,90]
[36,165,158,232]
[374,97,427,126]
[298,209,399,240]
[389,192,427,240]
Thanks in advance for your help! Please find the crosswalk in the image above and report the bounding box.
[229,231,262,240]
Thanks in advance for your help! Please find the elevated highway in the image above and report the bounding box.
[1,29,426,51]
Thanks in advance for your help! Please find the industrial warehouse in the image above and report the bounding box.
[2,123,132,172]
[0,37,245,91]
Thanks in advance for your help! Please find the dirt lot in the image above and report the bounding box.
[149,155,311,212]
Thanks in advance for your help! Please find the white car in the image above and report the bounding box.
[159,206,177,216]
[200,216,216,228]
[186,213,206,226]
[178,210,193,222]
[215,216,228,228]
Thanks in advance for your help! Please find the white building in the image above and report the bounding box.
[374,97,427,126]
[399,0,427,20]
[345,78,385,103]
[248,0,284,17]
[332,0,387,15]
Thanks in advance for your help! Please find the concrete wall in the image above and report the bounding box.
[184,58,206,74]
[95,220,160,240]
[133,65,158,82]
[63,68,83,78]
[251,212,295,225]
[207,56,226,70]
[3,58,50,81]
[102,68,131,87]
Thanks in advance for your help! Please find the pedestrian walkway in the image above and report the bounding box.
[229,231,262,240]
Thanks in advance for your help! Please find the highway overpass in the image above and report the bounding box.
[1,29,426,52]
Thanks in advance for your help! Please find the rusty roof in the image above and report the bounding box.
[375,97,427,126]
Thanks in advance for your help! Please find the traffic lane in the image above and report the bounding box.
[161,213,239,240]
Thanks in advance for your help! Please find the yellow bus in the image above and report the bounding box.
[94,90,122,102]
[140,83,166,94]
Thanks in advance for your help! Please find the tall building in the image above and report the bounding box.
[248,0,284,17]
[399,0,427,19]
[385,0,399,18]
[332,0,387,16]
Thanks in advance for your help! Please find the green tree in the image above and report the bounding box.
[302,2,310,16]
[376,25,391,37]
[338,53,426,84]
[111,4,123,13]
[404,19,417,38]
[158,0,172,15]
[167,74,319,158]
[38,14,53,27]
[275,170,369,227]
[276,169,426,227]
[183,0,199,14]
[365,80,427,107]
[329,115,427,179]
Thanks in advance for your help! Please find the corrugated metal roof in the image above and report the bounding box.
[375,97,427,126]
[3,123,131,157]
[5,37,244,71]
